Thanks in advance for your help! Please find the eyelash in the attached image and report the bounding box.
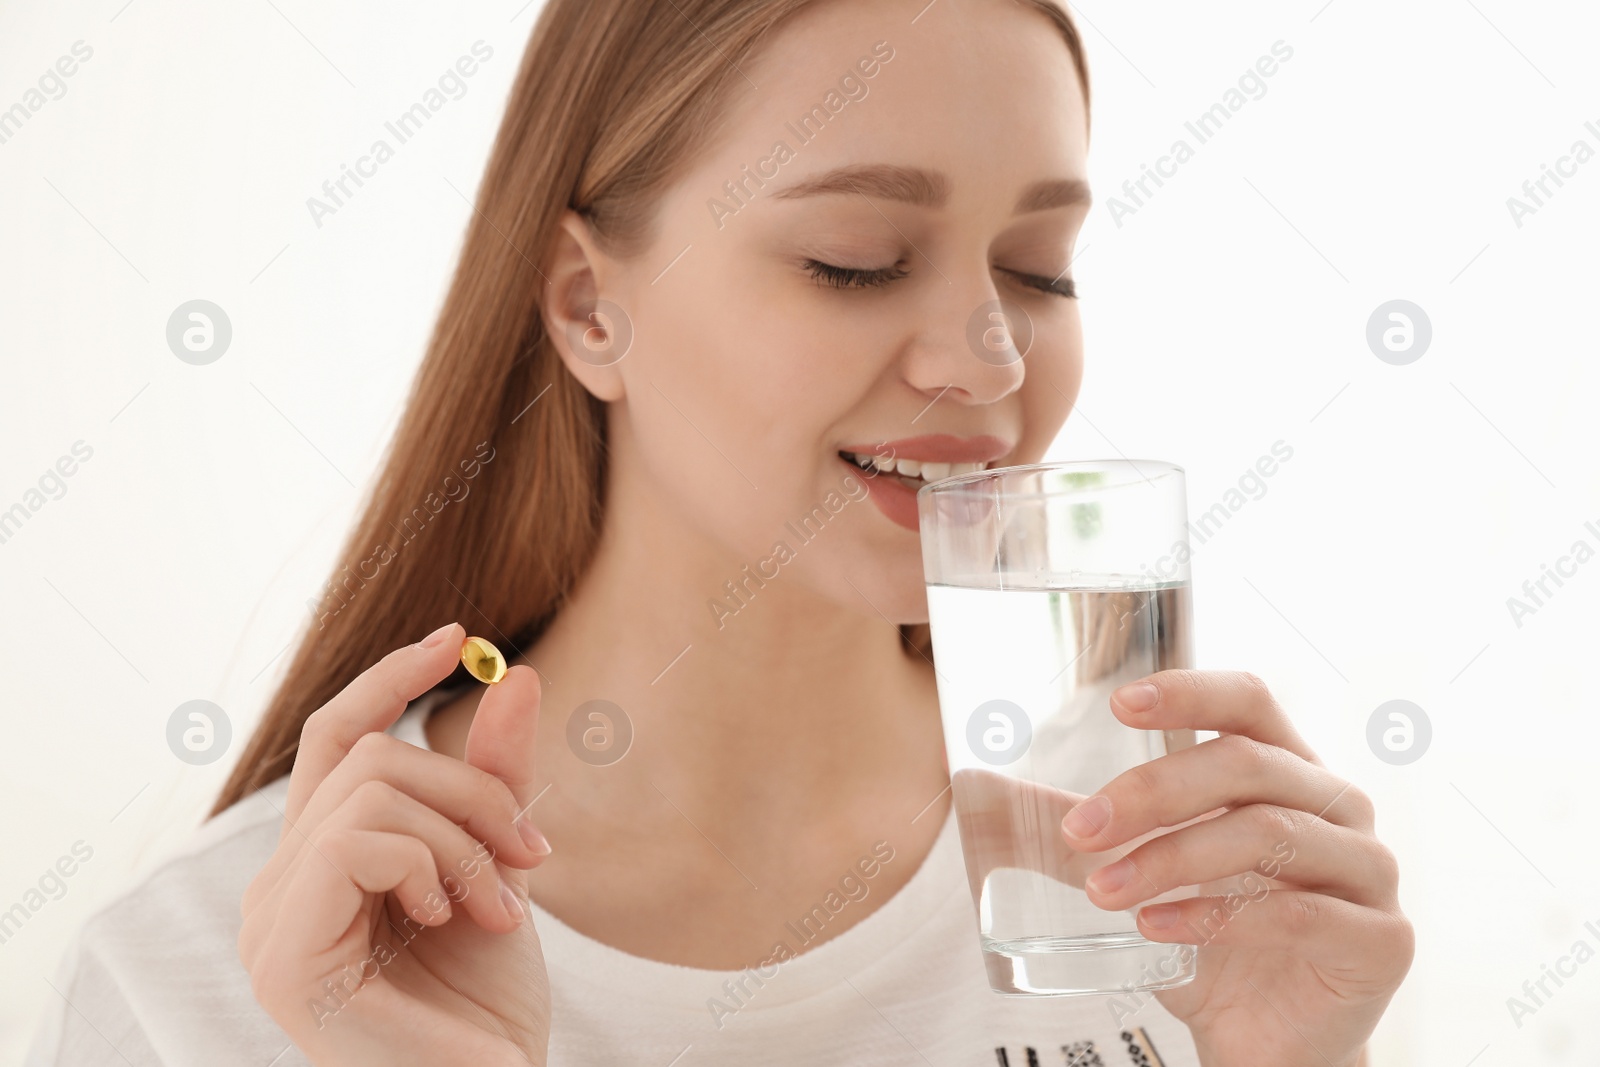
[803,260,910,289]
[801,259,1077,299]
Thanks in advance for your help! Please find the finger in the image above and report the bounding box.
[307,781,525,933]
[293,732,549,868]
[1084,803,1399,912]
[463,665,544,814]
[1136,890,1415,985]
[272,828,454,965]
[252,683,548,921]
[285,621,464,829]
[463,665,545,905]
[1110,669,1320,764]
[1061,733,1375,853]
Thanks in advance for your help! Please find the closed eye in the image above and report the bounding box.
[802,259,910,289]
[998,267,1076,299]
[801,259,1077,298]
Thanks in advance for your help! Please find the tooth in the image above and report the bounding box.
[895,458,922,477]
[871,454,896,472]
[952,462,981,475]
[920,461,951,481]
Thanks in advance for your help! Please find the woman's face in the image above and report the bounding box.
[564,0,1088,624]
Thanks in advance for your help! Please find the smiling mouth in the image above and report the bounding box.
[839,450,993,490]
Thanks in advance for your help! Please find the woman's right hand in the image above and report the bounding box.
[238,622,553,1066]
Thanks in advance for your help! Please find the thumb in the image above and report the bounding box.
[463,664,549,890]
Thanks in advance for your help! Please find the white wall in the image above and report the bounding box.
[1,1,1595,1063]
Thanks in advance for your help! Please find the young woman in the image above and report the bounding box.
[31,0,1413,1063]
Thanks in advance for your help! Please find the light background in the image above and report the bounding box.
[1,0,1596,1063]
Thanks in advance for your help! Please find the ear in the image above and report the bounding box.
[541,210,631,402]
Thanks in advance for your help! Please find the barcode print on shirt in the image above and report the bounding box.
[1062,1040,1105,1066]
[991,1027,1164,1066]
[1120,1027,1166,1067]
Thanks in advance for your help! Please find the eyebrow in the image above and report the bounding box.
[769,163,1090,213]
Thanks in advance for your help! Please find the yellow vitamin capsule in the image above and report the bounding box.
[460,636,507,684]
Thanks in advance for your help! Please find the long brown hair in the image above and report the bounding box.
[214,0,1090,815]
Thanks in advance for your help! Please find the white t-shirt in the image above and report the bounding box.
[28,689,1201,1067]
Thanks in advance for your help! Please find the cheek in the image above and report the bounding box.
[1016,309,1084,460]
[615,280,880,556]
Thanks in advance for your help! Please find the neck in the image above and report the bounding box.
[484,438,945,843]
[536,486,936,819]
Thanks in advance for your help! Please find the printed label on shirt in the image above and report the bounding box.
[993,1026,1165,1066]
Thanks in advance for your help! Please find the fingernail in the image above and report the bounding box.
[518,818,552,857]
[500,882,525,923]
[1087,858,1133,894]
[1141,903,1179,929]
[420,622,457,649]
[1062,795,1112,840]
[1113,682,1160,713]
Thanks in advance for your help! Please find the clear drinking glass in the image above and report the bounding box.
[917,459,1199,996]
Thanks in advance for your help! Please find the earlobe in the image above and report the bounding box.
[541,210,630,402]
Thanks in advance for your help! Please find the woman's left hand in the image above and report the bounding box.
[1061,669,1413,1067]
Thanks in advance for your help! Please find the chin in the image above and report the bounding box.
[839,559,931,628]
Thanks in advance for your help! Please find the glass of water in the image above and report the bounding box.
[917,459,1199,996]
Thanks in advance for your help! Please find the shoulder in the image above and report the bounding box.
[62,692,447,970]
[28,700,446,1066]
[27,780,301,1067]
[84,776,288,950]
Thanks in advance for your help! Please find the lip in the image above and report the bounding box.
[840,454,922,532]
[837,433,1014,465]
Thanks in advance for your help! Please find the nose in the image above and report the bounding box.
[899,275,1027,407]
